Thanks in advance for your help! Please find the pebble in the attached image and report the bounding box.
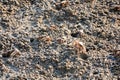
[55,0,69,10]
[71,29,84,38]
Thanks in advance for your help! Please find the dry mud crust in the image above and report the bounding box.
[0,0,120,80]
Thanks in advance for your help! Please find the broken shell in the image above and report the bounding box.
[72,40,86,53]
[11,48,21,57]
[2,48,21,58]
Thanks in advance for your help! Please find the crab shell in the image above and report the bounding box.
[72,40,86,53]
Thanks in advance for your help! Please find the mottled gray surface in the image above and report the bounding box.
[0,0,120,80]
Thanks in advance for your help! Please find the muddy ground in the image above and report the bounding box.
[0,0,120,80]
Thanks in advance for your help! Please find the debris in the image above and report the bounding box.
[38,16,43,24]
[111,5,120,11]
[37,36,52,44]
[2,50,14,58]
[50,25,58,31]
[35,64,41,69]
[56,36,67,44]
[56,0,69,10]
[57,38,65,44]
[72,40,86,54]
[80,53,89,60]
[10,48,21,57]
[2,48,21,58]
[0,42,3,50]
[1,64,9,72]
[112,45,120,62]
[72,40,89,60]
[30,38,35,43]
[71,30,84,38]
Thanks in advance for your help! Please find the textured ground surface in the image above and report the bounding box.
[0,0,120,80]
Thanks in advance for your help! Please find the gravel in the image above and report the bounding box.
[0,0,120,80]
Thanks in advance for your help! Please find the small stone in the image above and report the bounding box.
[71,32,80,37]
[74,74,79,78]
[56,0,69,10]
[93,70,99,74]
[48,65,54,72]
[35,64,41,69]
[30,38,35,43]
[71,30,84,38]
[48,65,53,69]
[80,53,89,60]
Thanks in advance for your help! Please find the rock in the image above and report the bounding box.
[30,38,35,43]
[80,53,89,60]
[55,0,69,10]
